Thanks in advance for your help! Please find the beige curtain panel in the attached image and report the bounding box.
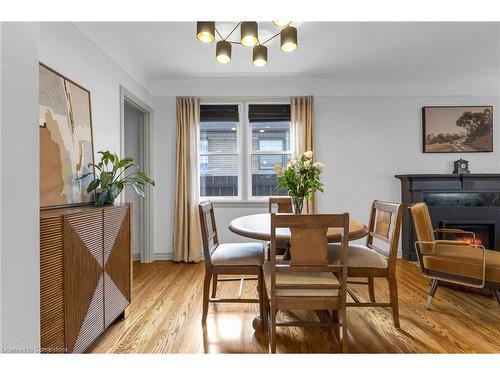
[173,97,202,263]
[291,96,315,213]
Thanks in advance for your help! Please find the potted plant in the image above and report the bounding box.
[274,151,325,214]
[79,151,155,207]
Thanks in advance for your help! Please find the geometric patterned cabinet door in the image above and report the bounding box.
[64,209,105,353]
[40,204,132,354]
[40,215,65,353]
[104,205,131,328]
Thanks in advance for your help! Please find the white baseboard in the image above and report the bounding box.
[151,251,204,262]
[153,253,173,261]
[132,253,172,262]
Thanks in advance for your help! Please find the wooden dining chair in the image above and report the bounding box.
[264,213,350,353]
[268,197,293,213]
[327,201,403,328]
[198,202,266,323]
[267,197,293,261]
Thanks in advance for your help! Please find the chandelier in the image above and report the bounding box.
[196,21,298,67]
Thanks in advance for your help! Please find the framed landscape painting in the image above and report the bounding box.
[39,63,95,209]
[422,106,493,153]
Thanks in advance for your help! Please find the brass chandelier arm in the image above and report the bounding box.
[215,22,242,43]
[225,22,241,41]
[260,31,281,46]
[223,31,280,46]
[215,27,224,40]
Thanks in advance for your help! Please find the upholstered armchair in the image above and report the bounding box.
[410,202,500,309]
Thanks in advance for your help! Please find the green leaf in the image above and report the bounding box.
[98,151,114,169]
[87,162,102,172]
[119,157,134,168]
[100,172,113,188]
[76,172,93,181]
[131,183,145,198]
[96,189,109,207]
[122,172,155,188]
[108,184,123,203]
[87,179,100,193]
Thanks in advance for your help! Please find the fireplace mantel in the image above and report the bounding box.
[396,174,500,260]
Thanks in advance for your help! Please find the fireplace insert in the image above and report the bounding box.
[437,221,495,250]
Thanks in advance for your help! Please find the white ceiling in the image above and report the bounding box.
[74,22,500,91]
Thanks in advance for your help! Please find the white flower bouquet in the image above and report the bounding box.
[273,151,325,213]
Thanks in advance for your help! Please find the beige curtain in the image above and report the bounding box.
[291,96,315,213]
[173,97,202,263]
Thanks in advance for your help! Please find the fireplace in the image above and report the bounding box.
[396,174,500,260]
[437,222,495,249]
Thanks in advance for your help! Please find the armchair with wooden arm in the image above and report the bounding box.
[410,202,500,309]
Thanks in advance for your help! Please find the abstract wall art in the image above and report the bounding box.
[39,63,95,208]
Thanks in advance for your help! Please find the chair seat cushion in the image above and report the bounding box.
[211,242,264,267]
[423,248,500,283]
[327,244,388,269]
[263,263,339,297]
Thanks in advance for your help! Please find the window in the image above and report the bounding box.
[198,102,291,200]
[199,105,239,198]
[200,140,209,172]
[249,104,291,197]
[259,139,285,170]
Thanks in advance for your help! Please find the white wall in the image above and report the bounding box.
[124,102,143,260]
[314,96,500,222]
[39,23,153,158]
[39,22,156,258]
[151,75,500,98]
[0,21,3,350]
[0,22,156,352]
[152,78,500,258]
[0,22,40,352]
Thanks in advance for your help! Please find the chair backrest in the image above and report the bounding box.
[198,201,219,266]
[409,202,435,243]
[409,202,436,256]
[268,197,293,213]
[270,213,350,296]
[365,201,403,267]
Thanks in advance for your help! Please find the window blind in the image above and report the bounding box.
[200,104,239,122]
[248,104,291,122]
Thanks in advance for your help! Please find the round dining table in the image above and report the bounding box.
[228,213,369,242]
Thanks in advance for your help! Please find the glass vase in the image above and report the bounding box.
[292,196,305,214]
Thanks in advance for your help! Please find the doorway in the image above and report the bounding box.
[120,86,154,263]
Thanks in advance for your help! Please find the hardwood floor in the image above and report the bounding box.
[88,260,500,353]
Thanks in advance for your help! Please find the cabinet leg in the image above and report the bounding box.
[119,306,131,320]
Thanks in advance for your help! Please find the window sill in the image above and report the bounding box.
[205,199,269,208]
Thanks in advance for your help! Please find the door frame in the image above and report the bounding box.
[120,85,154,263]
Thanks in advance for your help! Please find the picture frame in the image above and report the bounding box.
[422,106,493,153]
[39,62,96,209]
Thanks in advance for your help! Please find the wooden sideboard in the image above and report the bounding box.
[40,204,132,353]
